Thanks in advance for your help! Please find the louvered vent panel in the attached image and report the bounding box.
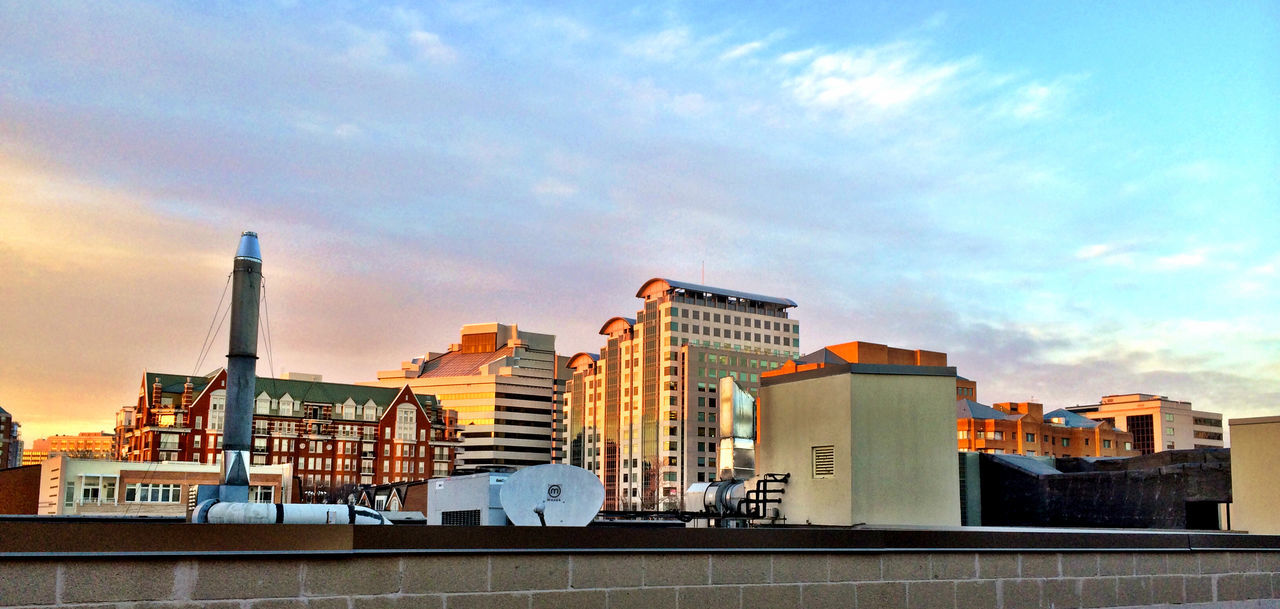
[812,445,835,478]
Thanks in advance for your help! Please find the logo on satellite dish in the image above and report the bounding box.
[546,484,562,501]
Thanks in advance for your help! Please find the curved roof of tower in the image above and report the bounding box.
[598,316,637,335]
[635,278,797,307]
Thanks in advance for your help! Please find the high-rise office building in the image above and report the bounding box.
[562,278,800,510]
[0,406,20,468]
[1067,393,1224,454]
[372,323,567,471]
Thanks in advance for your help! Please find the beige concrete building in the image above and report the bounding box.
[35,456,291,517]
[1228,416,1280,534]
[1067,393,1224,454]
[562,278,800,510]
[27,432,115,463]
[371,323,565,470]
[756,340,961,527]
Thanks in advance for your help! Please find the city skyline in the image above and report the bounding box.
[1,3,1277,444]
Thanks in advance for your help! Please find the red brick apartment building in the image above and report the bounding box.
[115,369,460,495]
[957,400,1139,458]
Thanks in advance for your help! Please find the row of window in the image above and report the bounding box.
[677,324,795,347]
[698,369,761,382]
[958,430,1128,450]
[64,480,275,507]
[671,307,797,333]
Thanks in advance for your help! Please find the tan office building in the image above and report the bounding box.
[562,278,800,510]
[757,340,961,527]
[372,323,565,470]
[1067,393,1224,454]
[1229,416,1280,534]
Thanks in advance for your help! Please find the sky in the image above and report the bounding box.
[1,2,1277,446]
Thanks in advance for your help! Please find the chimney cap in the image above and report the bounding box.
[235,231,262,262]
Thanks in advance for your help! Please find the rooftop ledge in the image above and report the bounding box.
[2,520,1278,558]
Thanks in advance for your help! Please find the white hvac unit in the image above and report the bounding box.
[426,472,511,526]
[426,465,604,526]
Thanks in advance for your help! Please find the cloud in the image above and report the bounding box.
[409,30,457,64]
[721,40,766,61]
[533,177,578,197]
[1010,83,1053,119]
[1154,248,1208,270]
[777,48,816,65]
[625,27,692,61]
[786,42,975,115]
[1073,243,1137,266]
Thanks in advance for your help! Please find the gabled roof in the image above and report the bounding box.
[1044,408,1102,428]
[798,348,849,366]
[418,346,515,378]
[635,278,797,308]
[143,372,217,405]
[143,369,414,408]
[956,399,1016,420]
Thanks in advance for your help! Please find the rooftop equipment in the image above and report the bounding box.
[191,232,388,524]
[499,463,604,526]
[684,377,788,527]
[427,464,604,526]
[426,472,511,526]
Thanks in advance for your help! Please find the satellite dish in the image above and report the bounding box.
[499,464,604,527]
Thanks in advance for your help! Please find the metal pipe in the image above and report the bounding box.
[222,231,261,491]
[193,500,390,525]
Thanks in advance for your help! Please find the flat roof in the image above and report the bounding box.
[636,278,797,308]
[1229,416,1280,426]
[761,363,957,387]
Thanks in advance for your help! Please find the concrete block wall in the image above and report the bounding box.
[3,551,1280,609]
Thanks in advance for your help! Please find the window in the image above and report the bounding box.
[1103,439,1112,449]
[1061,438,1070,447]
[1165,413,1175,422]
[209,390,226,431]
[250,486,274,503]
[80,476,102,504]
[957,430,969,439]
[1166,426,1175,436]
[395,405,416,440]
[812,445,835,479]
[125,483,182,503]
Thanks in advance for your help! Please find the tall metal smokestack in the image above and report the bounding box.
[221,231,261,499]
[192,231,390,524]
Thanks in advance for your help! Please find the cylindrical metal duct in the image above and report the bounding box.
[222,231,261,488]
[194,500,390,525]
